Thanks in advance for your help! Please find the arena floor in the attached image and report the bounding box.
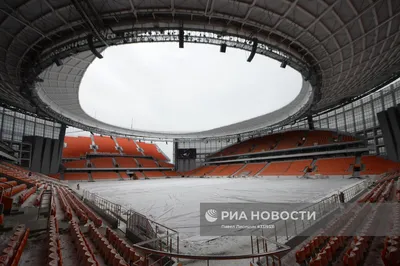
[74,176,361,259]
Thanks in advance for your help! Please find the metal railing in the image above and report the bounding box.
[83,190,122,219]
[132,234,290,266]
[126,209,179,252]
[266,179,370,243]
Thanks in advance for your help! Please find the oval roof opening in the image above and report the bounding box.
[80,43,302,132]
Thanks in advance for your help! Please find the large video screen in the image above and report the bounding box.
[177,148,197,159]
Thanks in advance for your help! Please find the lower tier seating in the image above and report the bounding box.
[208,164,244,176]
[312,157,355,175]
[0,225,30,266]
[191,165,218,177]
[233,163,267,177]
[63,172,89,181]
[69,222,98,265]
[285,159,313,175]
[144,171,165,178]
[361,155,400,175]
[257,161,292,176]
[91,171,120,180]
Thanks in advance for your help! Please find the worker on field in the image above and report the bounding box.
[77,183,80,190]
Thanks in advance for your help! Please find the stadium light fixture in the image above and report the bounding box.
[280,60,287,68]
[220,43,227,53]
[247,38,258,62]
[53,57,63,67]
[179,28,184,48]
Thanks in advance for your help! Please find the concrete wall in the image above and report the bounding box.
[23,124,66,174]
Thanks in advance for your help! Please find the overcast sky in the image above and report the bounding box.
[70,43,301,161]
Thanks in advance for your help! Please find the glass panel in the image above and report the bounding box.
[24,121,35,136]
[2,115,14,140]
[35,123,44,136]
[12,118,24,142]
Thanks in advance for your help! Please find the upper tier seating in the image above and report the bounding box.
[302,130,334,147]
[360,155,400,175]
[158,161,174,168]
[90,158,115,168]
[63,136,93,158]
[66,136,168,160]
[275,131,306,150]
[312,157,355,175]
[210,130,359,158]
[138,142,167,161]
[234,163,267,177]
[93,135,118,153]
[115,138,142,155]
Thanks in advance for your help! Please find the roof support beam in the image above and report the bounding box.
[70,0,109,48]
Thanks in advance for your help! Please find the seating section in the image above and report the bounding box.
[0,225,30,266]
[294,178,397,266]
[275,131,305,150]
[144,171,165,178]
[63,160,87,168]
[91,172,120,180]
[115,157,138,168]
[209,130,359,158]
[158,161,174,168]
[285,159,312,175]
[56,187,72,220]
[87,224,128,266]
[136,158,158,168]
[69,221,98,265]
[115,138,142,156]
[234,163,267,177]
[0,163,38,185]
[60,135,177,180]
[134,172,145,179]
[361,155,400,175]
[105,227,144,265]
[48,216,62,266]
[118,172,129,179]
[63,136,93,158]
[63,172,89,181]
[59,187,102,227]
[188,155,397,177]
[313,157,355,175]
[138,142,167,161]
[18,186,37,204]
[90,158,115,168]
[302,131,334,147]
[208,164,244,176]
[258,161,292,176]
[93,135,118,153]
[163,171,180,177]
[191,165,218,177]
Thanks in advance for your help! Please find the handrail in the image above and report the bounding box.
[132,238,290,261]
[135,232,179,246]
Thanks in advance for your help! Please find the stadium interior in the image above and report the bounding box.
[1,0,400,265]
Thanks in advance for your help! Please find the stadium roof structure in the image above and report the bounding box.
[1,0,400,140]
